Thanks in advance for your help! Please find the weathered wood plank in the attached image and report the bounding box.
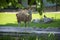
[0,26,60,37]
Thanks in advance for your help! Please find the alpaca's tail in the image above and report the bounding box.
[16,14,18,16]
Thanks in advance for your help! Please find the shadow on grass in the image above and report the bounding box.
[0,23,18,27]
[0,22,25,27]
[0,19,60,28]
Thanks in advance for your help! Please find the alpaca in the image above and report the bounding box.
[16,9,32,27]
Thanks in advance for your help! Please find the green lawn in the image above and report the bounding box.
[0,12,60,28]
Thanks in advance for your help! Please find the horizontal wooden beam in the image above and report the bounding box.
[0,27,60,37]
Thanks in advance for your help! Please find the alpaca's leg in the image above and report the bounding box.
[28,21,30,27]
[18,22,20,27]
[17,20,21,27]
[25,22,26,27]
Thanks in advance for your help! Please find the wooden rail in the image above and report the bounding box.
[0,27,60,40]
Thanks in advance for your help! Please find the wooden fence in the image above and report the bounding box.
[0,27,60,40]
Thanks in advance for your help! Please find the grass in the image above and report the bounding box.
[0,33,58,40]
[0,12,60,28]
